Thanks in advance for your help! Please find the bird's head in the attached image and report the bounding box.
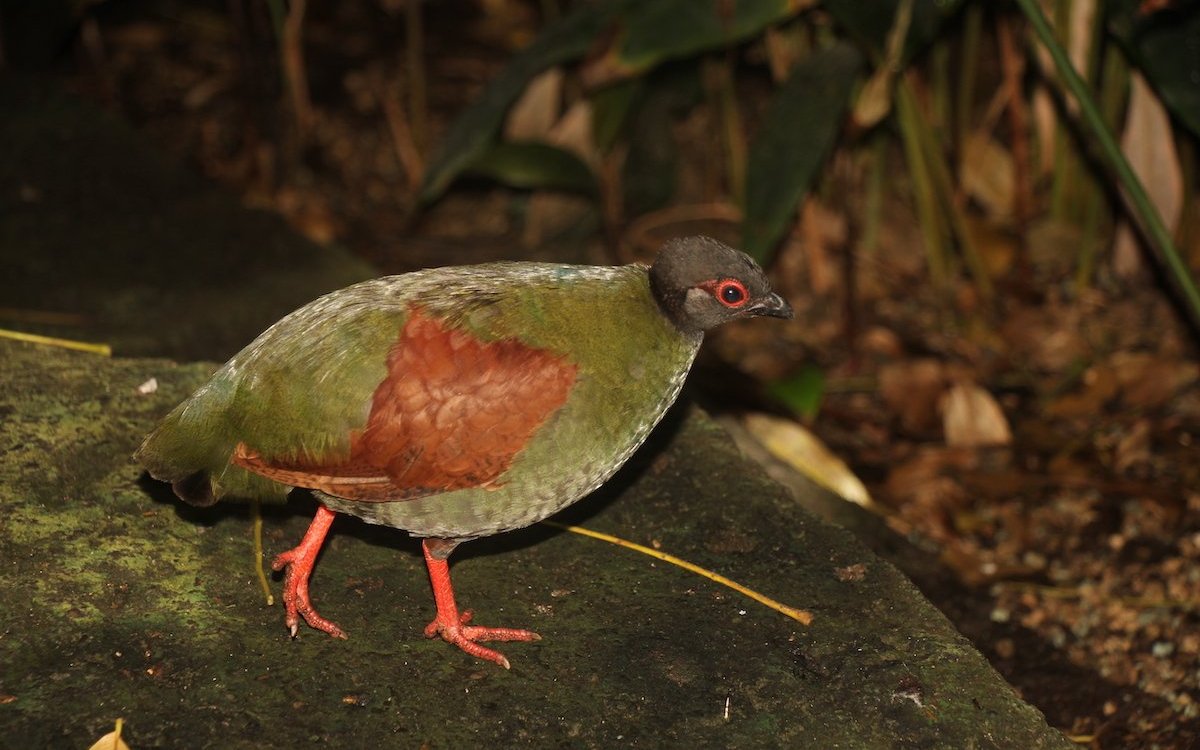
[649,235,793,335]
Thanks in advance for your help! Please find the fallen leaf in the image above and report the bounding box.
[834,563,868,582]
[942,382,1013,447]
[743,413,874,508]
[87,719,130,750]
[960,133,1014,219]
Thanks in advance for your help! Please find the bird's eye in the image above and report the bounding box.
[716,279,748,308]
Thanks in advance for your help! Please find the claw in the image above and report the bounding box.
[274,506,347,639]
[421,539,539,668]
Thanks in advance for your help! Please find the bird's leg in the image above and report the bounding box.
[421,538,540,669]
[271,504,347,639]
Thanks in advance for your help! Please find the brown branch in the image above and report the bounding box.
[281,0,312,139]
[997,14,1032,227]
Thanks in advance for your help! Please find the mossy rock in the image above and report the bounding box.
[0,340,1072,749]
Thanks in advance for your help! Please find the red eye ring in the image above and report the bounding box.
[715,279,748,308]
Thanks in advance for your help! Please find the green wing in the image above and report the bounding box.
[135,286,407,504]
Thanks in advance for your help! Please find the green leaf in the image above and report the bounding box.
[742,43,863,264]
[418,2,628,204]
[768,364,826,421]
[1107,1,1200,139]
[621,64,704,217]
[591,78,645,154]
[466,142,598,196]
[585,0,810,86]
[823,0,964,61]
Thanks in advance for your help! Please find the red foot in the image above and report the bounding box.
[272,505,347,640]
[422,540,540,669]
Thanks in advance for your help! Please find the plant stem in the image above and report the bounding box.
[997,13,1032,228]
[896,78,949,291]
[860,132,887,257]
[281,0,312,139]
[955,2,983,154]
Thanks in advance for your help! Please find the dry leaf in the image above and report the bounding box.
[87,719,130,750]
[1029,0,1096,162]
[852,68,895,132]
[1113,72,1183,278]
[1067,0,1098,75]
[941,382,1013,447]
[834,563,868,582]
[960,133,1014,219]
[879,359,948,434]
[849,0,911,129]
[547,100,599,168]
[742,413,874,508]
[503,68,563,142]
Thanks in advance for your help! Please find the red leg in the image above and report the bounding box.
[271,505,346,639]
[421,539,540,669]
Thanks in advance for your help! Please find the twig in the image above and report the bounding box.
[379,76,425,192]
[0,329,111,356]
[997,14,1032,227]
[281,0,312,138]
[624,201,744,260]
[542,520,814,625]
[252,499,274,606]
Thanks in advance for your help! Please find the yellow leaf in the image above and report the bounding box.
[743,413,875,509]
[87,718,130,750]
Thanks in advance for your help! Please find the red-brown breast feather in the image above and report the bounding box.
[233,308,578,502]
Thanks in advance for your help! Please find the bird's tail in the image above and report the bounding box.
[135,377,289,505]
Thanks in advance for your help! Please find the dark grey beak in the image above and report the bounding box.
[748,292,793,319]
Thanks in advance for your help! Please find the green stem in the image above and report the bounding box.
[860,132,887,257]
[900,76,994,304]
[896,79,949,291]
[1015,0,1200,329]
[955,2,982,153]
[1048,0,1072,222]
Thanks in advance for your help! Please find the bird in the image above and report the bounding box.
[135,235,792,668]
